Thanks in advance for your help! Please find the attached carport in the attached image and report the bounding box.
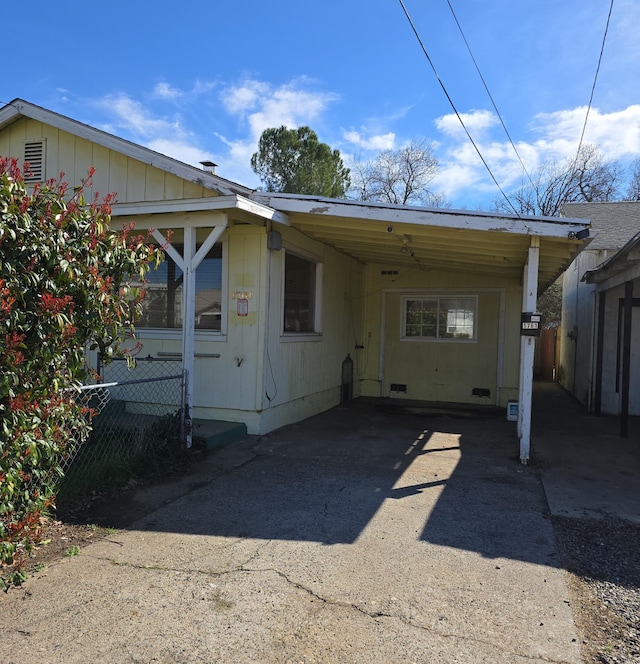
[255,193,590,463]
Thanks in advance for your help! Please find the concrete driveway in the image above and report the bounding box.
[2,392,589,664]
[533,382,640,524]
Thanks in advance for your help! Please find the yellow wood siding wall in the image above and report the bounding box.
[260,226,365,420]
[0,117,217,203]
[116,225,265,416]
[360,265,522,407]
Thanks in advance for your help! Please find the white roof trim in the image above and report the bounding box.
[0,99,251,198]
[252,192,590,239]
[111,195,289,225]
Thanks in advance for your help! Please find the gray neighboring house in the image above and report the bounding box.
[559,202,640,419]
[583,229,640,434]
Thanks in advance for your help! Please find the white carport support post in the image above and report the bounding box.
[153,223,227,447]
[517,237,540,464]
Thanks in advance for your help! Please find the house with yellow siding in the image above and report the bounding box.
[0,99,590,463]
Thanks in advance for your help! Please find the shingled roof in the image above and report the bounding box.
[562,201,640,251]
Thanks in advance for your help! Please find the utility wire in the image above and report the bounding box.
[397,0,520,216]
[445,0,536,191]
[575,0,614,159]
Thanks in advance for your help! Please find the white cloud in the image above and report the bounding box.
[215,78,340,184]
[97,94,185,140]
[531,105,640,160]
[146,139,209,167]
[154,82,184,100]
[221,80,270,115]
[220,79,337,139]
[86,79,340,188]
[343,130,396,151]
[432,104,640,204]
[435,110,498,138]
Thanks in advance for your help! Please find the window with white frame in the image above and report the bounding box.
[138,244,223,330]
[403,296,477,340]
[283,250,322,334]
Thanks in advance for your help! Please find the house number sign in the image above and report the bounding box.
[520,312,541,337]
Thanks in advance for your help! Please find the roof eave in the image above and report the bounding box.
[252,192,591,240]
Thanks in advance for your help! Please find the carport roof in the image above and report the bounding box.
[253,193,591,291]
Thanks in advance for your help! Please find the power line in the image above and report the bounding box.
[444,0,536,192]
[575,0,615,159]
[397,0,521,216]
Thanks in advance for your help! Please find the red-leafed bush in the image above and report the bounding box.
[0,158,164,588]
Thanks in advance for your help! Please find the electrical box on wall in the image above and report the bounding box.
[267,230,282,250]
[521,312,541,337]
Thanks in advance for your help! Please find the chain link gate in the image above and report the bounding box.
[57,357,188,500]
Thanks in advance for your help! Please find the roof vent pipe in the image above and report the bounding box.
[200,160,218,174]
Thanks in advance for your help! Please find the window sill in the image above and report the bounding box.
[400,336,477,343]
[135,328,227,342]
[280,332,323,343]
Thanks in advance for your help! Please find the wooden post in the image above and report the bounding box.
[153,224,226,448]
[518,237,539,464]
[594,291,606,415]
[621,280,633,437]
[182,226,197,448]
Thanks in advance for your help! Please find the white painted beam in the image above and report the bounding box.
[193,224,226,270]
[111,195,289,225]
[182,226,197,449]
[152,229,184,270]
[517,237,540,464]
[253,194,589,239]
[151,223,227,448]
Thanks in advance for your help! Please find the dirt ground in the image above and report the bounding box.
[11,477,638,664]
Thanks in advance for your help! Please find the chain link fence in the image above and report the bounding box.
[56,357,187,501]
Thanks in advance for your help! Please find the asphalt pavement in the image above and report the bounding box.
[3,383,636,663]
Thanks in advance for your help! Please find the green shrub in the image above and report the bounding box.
[0,158,164,588]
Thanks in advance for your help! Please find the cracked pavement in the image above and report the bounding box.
[1,402,582,663]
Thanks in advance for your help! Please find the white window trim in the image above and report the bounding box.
[400,294,478,343]
[280,245,324,340]
[135,236,228,336]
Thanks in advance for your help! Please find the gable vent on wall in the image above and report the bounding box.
[24,140,45,182]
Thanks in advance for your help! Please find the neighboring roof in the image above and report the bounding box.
[562,201,640,251]
[583,229,640,289]
[255,193,591,290]
[0,99,252,198]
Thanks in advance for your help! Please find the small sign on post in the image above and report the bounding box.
[521,312,541,337]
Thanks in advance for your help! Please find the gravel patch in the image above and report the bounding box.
[552,516,640,663]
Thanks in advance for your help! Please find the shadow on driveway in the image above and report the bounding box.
[126,397,561,569]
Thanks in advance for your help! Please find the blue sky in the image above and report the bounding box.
[3,0,639,209]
